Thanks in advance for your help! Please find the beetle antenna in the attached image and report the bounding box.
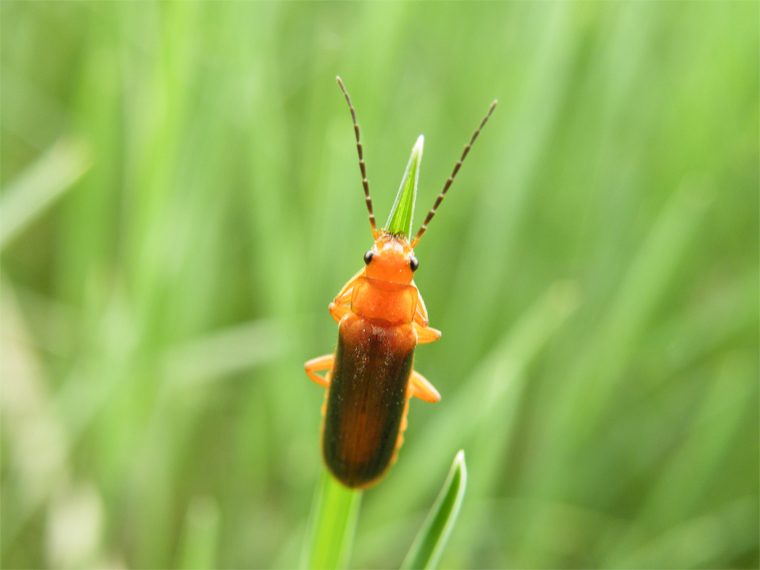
[337,76,378,237]
[411,100,497,247]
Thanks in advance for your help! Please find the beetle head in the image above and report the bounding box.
[363,231,418,285]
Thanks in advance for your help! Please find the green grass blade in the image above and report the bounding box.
[400,450,467,570]
[385,135,423,237]
[176,496,220,570]
[301,469,362,570]
[0,136,92,250]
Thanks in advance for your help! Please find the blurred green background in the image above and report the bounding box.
[1,2,757,569]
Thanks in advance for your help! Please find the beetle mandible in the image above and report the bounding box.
[305,77,496,489]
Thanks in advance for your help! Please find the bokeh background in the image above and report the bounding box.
[2,2,758,569]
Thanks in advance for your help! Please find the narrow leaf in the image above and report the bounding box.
[401,450,468,570]
[176,496,220,570]
[301,469,362,570]
[386,135,423,237]
[0,136,92,250]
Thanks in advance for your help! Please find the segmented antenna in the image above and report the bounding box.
[411,100,497,247]
[336,76,377,236]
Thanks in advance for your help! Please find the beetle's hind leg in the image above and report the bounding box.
[392,371,438,471]
[410,369,441,403]
[305,355,333,388]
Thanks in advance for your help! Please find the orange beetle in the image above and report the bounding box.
[305,77,496,489]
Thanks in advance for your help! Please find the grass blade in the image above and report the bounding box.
[401,450,467,570]
[0,137,91,250]
[176,496,220,570]
[385,135,423,237]
[301,469,362,570]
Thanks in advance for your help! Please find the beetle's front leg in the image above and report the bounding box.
[413,289,442,344]
[328,267,365,323]
[329,294,352,323]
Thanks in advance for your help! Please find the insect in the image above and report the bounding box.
[305,77,496,489]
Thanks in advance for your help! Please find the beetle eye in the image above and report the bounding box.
[364,250,374,265]
[409,256,419,272]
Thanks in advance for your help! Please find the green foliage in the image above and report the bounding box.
[386,135,423,238]
[301,471,362,570]
[1,2,757,569]
[401,451,467,570]
[302,453,465,570]
[176,496,221,570]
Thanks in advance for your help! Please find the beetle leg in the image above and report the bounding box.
[412,289,441,344]
[412,283,430,326]
[335,266,365,299]
[328,267,366,322]
[304,354,333,388]
[329,294,353,322]
[330,269,364,323]
[410,369,441,403]
[415,322,442,344]
[390,397,412,467]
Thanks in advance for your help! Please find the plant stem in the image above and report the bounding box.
[302,469,363,570]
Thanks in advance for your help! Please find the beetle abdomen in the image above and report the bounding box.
[322,312,415,488]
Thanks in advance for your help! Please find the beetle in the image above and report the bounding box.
[305,77,496,489]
